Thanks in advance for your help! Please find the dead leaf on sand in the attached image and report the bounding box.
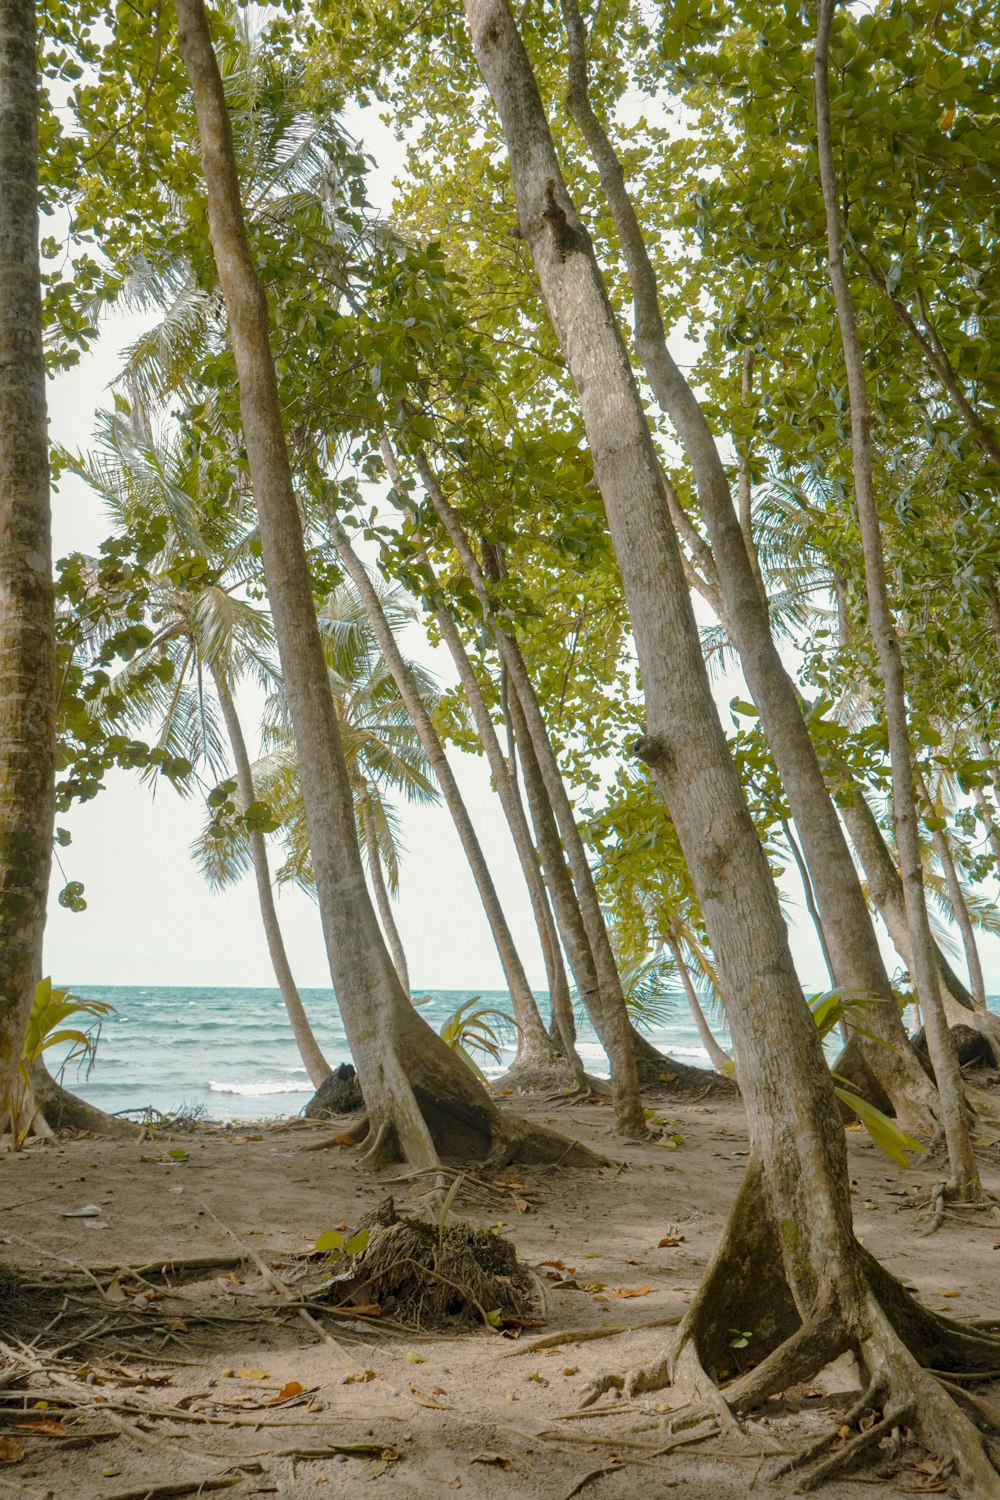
[601,1285,652,1299]
[410,1384,453,1410]
[471,1452,512,1470]
[0,1437,25,1463]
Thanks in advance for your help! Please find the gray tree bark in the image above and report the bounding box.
[0,0,56,1111]
[460,9,1000,1481]
[559,0,937,1134]
[211,667,332,1087]
[814,0,977,1196]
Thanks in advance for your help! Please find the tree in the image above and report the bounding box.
[173,0,591,1172]
[66,404,334,1089]
[461,0,1000,1484]
[0,0,56,1116]
[813,0,978,1197]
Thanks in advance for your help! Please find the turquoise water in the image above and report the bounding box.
[47,984,722,1122]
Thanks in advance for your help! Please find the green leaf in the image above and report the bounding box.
[834,1087,929,1167]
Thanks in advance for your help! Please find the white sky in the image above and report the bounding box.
[41,105,1000,996]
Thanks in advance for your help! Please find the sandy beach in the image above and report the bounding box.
[3,1078,999,1499]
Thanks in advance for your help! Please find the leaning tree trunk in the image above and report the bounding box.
[329,520,562,1080]
[357,787,410,996]
[814,0,977,1197]
[379,436,581,1080]
[666,936,732,1075]
[174,0,594,1175]
[973,782,1000,868]
[463,2,1000,1486]
[0,0,56,1116]
[417,452,646,1133]
[915,771,987,1011]
[211,667,332,1087]
[559,0,938,1136]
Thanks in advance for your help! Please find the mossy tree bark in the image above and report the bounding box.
[0,0,56,1112]
[174,0,594,1173]
[559,0,938,1138]
[463,1,1000,1484]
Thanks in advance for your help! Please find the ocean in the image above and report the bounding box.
[46,984,998,1124]
[45,984,724,1123]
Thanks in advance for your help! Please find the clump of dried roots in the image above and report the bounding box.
[316,1197,535,1332]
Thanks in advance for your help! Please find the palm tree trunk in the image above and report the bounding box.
[416,453,645,1134]
[0,0,56,1108]
[175,0,580,1172]
[559,0,937,1136]
[780,817,836,990]
[973,784,1000,868]
[211,668,332,1087]
[378,437,579,1076]
[329,520,559,1074]
[666,936,732,1075]
[814,0,977,1196]
[915,773,987,1011]
[358,787,410,995]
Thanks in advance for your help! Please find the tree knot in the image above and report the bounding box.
[632,733,673,770]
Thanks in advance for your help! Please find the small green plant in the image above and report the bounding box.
[437,997,519,1081]
[729,1328,753,1349]
[810,990,929,1167]
[6,979,114,1146]
[438,1173,466,1253]
[315,1227,371,1258]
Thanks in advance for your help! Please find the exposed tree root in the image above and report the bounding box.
[27,1058,144,1139]
[630,1028,736,1096]
[579,1163,1000,1495]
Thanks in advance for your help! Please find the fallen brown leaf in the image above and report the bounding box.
[657,1236,685,1247]
[343,1370,377,1384]
[14,1422,68,1437]
[410,1384,453,1410]
[604,1285,652,1299]
[471,1453,512,1470]
[0,1437,24,1463]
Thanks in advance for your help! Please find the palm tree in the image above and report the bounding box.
[63,403,335,1086]
[201,575,441,998]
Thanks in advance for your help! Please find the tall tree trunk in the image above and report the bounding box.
[462,6,1000,1483]
[0,0,56,1110]
[915,772,987,1011]
[499,661,577,1057]
[211,667,332,1087]
[666,935,732,1074]
[781,817,836,990]
[174,0,590,1174]
[973,783,1000,868]
[559,0,937,1135]
[380,436,579,1075]
[329,519,560,1077]
[416,451,646,1132]
[357,786,410,996]
[813,0,977,1197]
